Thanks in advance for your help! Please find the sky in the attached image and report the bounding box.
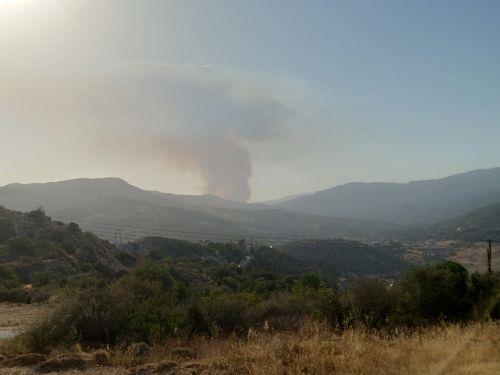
[0,0,499,202]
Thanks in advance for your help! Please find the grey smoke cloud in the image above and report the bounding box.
[0,63,295,201]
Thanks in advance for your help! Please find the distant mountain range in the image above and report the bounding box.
[2,167,500,244]
[0,178,394,242]
[274,168,500,225]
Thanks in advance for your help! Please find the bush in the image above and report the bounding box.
[316,288,351,330]
[67,222,81,234]
[0,219,15,244]
[7,237,37,257]
[207,295,250,335]
[0,287,28,303]
[27,208,48,226]
[347,278,392,328]
[391,261,472,326]
[246,294,308,330]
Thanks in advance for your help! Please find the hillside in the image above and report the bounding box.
[0,207,135,302]
[121,236,408,278]
[434,203,500,241]
[276,168,500,224]
[386,203,500,242]
[0,178,396,242]
[279,239,408,277]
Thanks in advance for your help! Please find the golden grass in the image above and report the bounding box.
[2,322,500,374]
[193,322,500,374]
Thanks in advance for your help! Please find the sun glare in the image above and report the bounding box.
[1,0,24,8]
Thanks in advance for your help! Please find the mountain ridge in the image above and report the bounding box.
[275,168,500,224]
[0,178,395,242]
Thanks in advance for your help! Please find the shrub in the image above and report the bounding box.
[316,288,351,330]
[0,219,15,244]
[347,278,393,328]
[0,287,28,303]
[67,222,81,234]
[27,208,48,226]
[7,237,37,257]
[246,294,308,330]
[391,261,472,326]
[208,295,250,335]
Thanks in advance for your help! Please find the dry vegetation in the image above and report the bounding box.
[2,322,500,374]
[0,303,54,341]
[404,240,492,273]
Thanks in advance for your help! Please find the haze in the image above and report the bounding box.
[1,0,499,202]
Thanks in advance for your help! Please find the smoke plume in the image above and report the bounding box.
[0,62,295,201]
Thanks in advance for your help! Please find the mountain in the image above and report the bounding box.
[0,177,267,213]
[0,178,396,242]
[275,168,500,224]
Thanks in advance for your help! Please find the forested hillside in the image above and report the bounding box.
[279,239,407,277]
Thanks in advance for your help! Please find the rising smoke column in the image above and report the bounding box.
[0,62,295,201]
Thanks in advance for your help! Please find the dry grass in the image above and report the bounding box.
[0,302,54,330]
[193,322,500,375]
[3,321,500,374]
[0,302,54,344]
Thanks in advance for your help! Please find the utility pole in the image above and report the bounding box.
[487,239,492,274]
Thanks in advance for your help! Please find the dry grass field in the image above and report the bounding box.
[0,303,53,341]
[2,322,500,374]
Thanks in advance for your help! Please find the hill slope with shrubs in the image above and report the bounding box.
[279,239,408,277]
[0,207,136,302]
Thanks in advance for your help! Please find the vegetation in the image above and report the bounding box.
[280,239,407,277]
[2,206,500,373]
[0,207,135,303]
[8,257,498,355]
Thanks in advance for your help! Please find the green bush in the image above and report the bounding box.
[0,286,28,303]
[0,219,15,244]
[207,295,250,335]
[316,288,351,330]
[7,237,37,257]
[390,261,472,326]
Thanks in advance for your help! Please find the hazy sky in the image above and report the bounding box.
[1,0,499,201]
